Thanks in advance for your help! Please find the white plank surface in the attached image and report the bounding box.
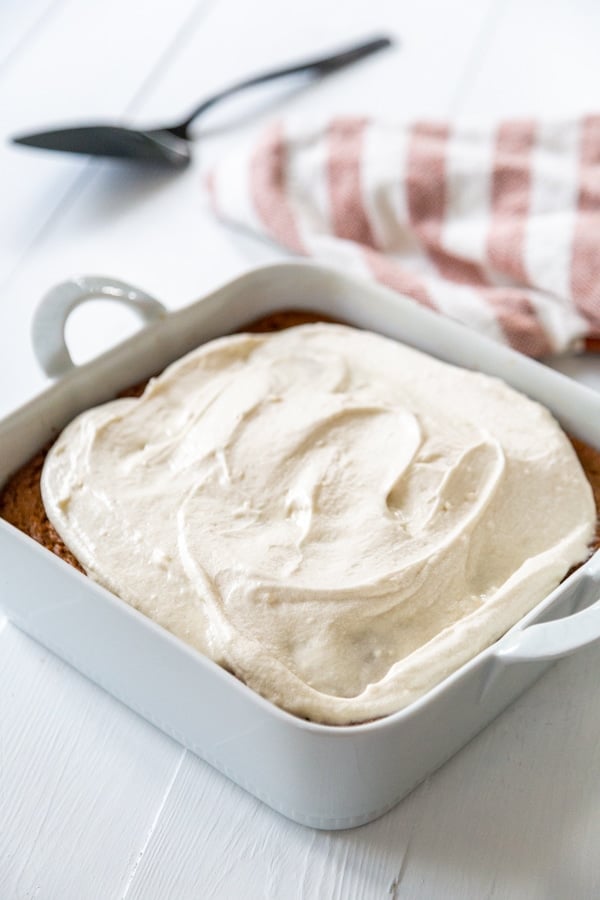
[0,0,209,287]
[0,624,183,900]
[456,0,600,120]
[0,0,64,72]
[2,0,600,897]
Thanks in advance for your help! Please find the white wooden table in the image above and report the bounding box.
[2,1,600,897]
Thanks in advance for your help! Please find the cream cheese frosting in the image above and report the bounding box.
[41,323,596,725]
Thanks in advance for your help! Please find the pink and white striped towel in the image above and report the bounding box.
[206,116,600,357]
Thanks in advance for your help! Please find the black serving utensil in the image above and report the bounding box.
[11,36,393,169]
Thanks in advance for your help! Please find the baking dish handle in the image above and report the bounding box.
[32,276,167,378]
[494,555,600,664]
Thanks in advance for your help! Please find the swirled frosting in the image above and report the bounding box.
[41,323,596,724]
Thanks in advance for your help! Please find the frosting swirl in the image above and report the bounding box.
[42,324,596,724]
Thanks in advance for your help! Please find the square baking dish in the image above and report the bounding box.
[2,262,600,830]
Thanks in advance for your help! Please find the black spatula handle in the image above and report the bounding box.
[170,35,393,138]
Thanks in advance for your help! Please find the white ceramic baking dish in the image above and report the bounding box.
[2,262,600,830]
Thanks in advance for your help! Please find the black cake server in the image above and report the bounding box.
[11,35,392,169]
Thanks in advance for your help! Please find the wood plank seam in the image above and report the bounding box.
[447,0,507,117]
[0,0,66,76]
[119,749,188,900]
[123,0,218,124]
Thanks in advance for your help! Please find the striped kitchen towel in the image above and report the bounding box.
[206,116,600,357]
